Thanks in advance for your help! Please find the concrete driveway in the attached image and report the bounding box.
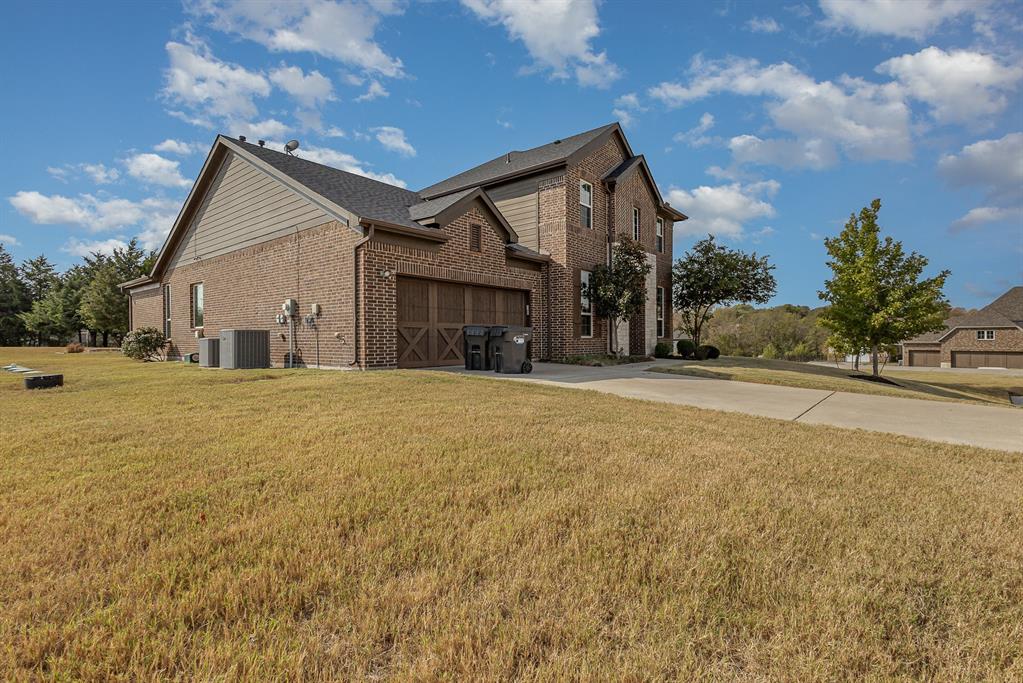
[433,359,1023,452]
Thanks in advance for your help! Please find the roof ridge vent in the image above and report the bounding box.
[553,139,562,144]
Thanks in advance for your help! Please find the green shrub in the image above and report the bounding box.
[121,327,167,361]
[654,342,672,358]
[695,344,721,360]
[676,339,696,358]
[761,343,780,359]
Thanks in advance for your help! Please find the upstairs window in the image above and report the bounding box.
[469,223,482,252]
[656,217,664,253]
[656,287,665,338]
[580,181,593,229]
[580,270,593,338]
[163,285,172,338]
[190,282,204,329]
[632,207,640,241]
[977,330,995,340]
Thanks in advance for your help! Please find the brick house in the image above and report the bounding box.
[121,122,686,369]
[901,286,1023,368]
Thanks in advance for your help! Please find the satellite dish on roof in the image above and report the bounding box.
[285,140,300,155]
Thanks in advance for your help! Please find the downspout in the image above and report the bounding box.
[350,223,374,368]
[605,180,616,354]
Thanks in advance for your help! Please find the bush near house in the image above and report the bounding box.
[654,342,672,358]
[676,338,696,358]
[121,327,166,361]
[695,345,721,360]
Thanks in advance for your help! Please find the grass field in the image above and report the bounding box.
[2,348,1022,679]
[651,355,1023,406]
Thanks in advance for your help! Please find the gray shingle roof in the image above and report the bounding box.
[408,187,478,222]
[232,138,424,228]
[418,123,618,198]
[602,155,644,183]
[904,286,1023,343]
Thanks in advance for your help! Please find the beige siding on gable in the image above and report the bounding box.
[167,152,330,268]
[488,169,563,251]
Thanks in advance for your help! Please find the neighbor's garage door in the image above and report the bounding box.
[396,277,528,368]
[907,350,940,367]
[952,351,1023,369]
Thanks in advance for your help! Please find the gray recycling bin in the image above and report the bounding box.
[492,325,533,374]
[462,325,490,370]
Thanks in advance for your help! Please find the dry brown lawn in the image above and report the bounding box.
[652,355,1023,406]
[2,348,1022,680]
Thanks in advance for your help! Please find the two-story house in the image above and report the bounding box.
[121,122,686,368]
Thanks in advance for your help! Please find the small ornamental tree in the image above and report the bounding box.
[818,199,950,376]
[672,235,777,347]
[588,238,652,356]
[121,327,167,361]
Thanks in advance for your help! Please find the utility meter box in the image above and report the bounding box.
[282,299,297,316]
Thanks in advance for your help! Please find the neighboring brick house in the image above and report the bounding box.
[901,286,1023,368]
[121,123,686,369]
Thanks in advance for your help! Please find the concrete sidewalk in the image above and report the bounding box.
[432,360,1022,452]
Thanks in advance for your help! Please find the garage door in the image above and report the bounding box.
[396,278,528,368]
[952,351,1023,368]
[908,350,940,367]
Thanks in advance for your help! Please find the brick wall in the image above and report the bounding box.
[939,327,1023,363]
[130,220,360,367]
[360,203,546,369]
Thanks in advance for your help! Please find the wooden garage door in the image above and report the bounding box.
[908,350,940,367]
[396,278,528,368]
[952,351,1023,368]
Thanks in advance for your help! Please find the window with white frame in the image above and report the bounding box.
[632,207,640,241]
[580,181,593,229]
[656,287,665,338]
[163,285,172,338]
[580,270,592,337]
[655,217,664,252]
[976,329,995,340]
[190,282,204,329]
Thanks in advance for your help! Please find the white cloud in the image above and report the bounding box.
[728,134,839,170]
[162,34,271,122]
[938,132,1023,202]
[649,56,912,163]
[47,163,120,185]
[125,153,191,188]
[269,64,335,107]
[354,80,388,102]
[745,16,782,33]
[673,112,716,147]
[279,141,406,187]
[461,0,620,88]
[81,163,120,184]
[877,47,1023,125]
[324,126,347,138]
[62,237,130,258]
[949,206,1023,233]
[612,92,645,126]
[155,139,201,155]
[496,119,513,129]
[666,180,780,239]
[191,0,404,77]
[233,118,292,140]
[371,126,416,157]
[9,191,180,236]
[0,233,21,246]
[819,0,983,39]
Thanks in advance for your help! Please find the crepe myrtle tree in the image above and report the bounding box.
[672,235,777,347]
[587,237,651,356]
[818,199,949,377]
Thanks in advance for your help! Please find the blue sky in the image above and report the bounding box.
[1,0,1021,307]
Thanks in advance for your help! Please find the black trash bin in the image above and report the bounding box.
[462,325,490,370]
[493,325,533,374]
[486,325,507,372]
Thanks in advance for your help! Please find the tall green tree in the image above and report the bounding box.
[19,255,59,344]
[78,240,154,345]
[818,199,950,376]
[0,244,29,345]
[672,235,777,347]
[19,286,72,345]
[587,237,652,356]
